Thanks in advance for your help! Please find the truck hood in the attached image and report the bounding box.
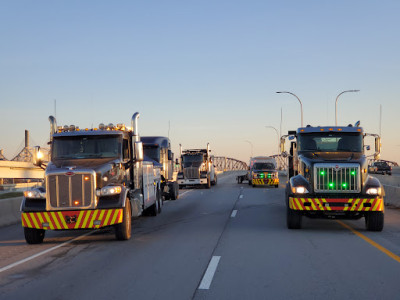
[299,152,367,170]
[50,158,118,169]
[300,152,363,162]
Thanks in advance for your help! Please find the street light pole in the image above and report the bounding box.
[265,126,279,155]
[335,90,360,126]
[245,140,254,158]
[276,91,303,127]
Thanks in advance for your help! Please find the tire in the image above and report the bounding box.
[211,175,217,186]
[115,198,132,240]
[365,212,384,231]
[170,182,179,200]
[287,205,302,229]
[24,227,45,244]
[206,177,211,189]
[275,184,279,188]
[147,198,159,216]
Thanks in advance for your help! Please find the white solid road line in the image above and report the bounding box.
[231,210,238,218]
[0,230,95,274]
[198,256,221,290]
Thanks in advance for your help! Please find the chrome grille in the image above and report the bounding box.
[47,173,94,209]
[314,163,360,193]
[184,167,200,179]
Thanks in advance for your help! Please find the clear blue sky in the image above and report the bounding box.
[1,0,400,163]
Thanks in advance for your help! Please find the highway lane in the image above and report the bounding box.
[1,172,400,299]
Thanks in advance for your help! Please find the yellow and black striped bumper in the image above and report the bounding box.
[21,209,123,230]
[289,197,384,212]
[252,178,279,185]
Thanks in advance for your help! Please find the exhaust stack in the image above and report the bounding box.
[48,116,57,143]
[131,112,140,142]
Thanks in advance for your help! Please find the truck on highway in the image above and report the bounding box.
[21,113,162,244]
[281,123,384,231]
[248,156,279,188]
[141,136,179,200]
[177,143,217,189]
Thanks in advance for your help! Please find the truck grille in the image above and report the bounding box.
[47,173,94,209]
[314,163,360,193]
[184,167,200,179]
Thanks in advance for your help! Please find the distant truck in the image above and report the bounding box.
[281,123,384,231]
[177,143,217,189]
[248,156,279,188]
[141,136,179,200]
[21,113,162,244]
[369,161,392,175]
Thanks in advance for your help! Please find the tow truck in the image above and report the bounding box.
[21,112,162,243]
[281,123,384,231]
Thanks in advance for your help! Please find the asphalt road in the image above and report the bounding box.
[1,172,400,300]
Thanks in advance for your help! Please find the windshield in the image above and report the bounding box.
[182,154,204,167]
[253,162,275,170]
[298,132,363,152]
[144,146,160,162]
[52,135,121,160]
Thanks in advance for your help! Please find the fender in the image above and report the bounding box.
[289,174,312,193]
[362,175,384,197]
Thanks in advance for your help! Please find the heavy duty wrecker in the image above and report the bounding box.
[21,112,162,244]
[282,123,384,231]
[177,143,217,189]
[141,136,179,200]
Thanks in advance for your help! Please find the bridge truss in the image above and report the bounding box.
[214,157,248,171]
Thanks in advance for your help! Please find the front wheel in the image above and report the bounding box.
[206,177,211,189]
[24,227,45,244]
[287,206,302,229]
[365,212,384,231]
[115,199,132,240]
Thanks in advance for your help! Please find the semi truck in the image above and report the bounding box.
[141,136,179,200]
[21,112,162,244]
[177,143,217,189]
[281,123,384,231]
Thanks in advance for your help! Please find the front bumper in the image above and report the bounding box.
[178,178,208,185]
[289,197,384,212]
[21,209,123,230]
[252,178,279,186]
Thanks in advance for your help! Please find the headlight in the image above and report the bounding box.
[366,187,381,195]
[291,186,309,194]
[24,189,46,199]
[96,186,122,197]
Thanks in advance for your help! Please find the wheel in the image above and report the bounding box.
[206,177,211,189]
[275,184,279,188]
[24,227,45,244]
[170,182,179,200]
[365,212,384,231]
[211,175,217,186]
[147,198,159,216]
[115,198,132,240]
[287,205,302,229]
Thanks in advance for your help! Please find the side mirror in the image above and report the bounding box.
[175,158,179,165]
[374,153,380,161]
[33,146,43,166]
[134,141,143,162]
[375,137,381,153]
[366,145,370,151]
[280,138,285,153]
[168,149,173,161]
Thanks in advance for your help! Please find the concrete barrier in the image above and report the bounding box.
[0,197,22,227]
